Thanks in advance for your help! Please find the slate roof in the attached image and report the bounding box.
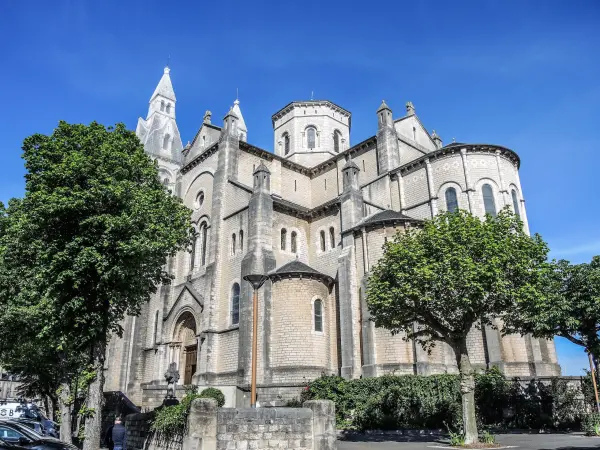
[270,259,333,285]
[352,209,419,230]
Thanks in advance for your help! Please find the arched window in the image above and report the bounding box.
[163,133,170,150]
[291,231,297,253]
[196,191,204,209]
[329,227,335,249]
[320,230,326,252]
[163,177,170,187]
[190,233,197,271]
[202,135,206,147]
[482,184,497,217]
[231,233,236,255]
[239,230,244,251]
[511,189,521,219]
[160,100,165,112]
[200,223,208,266]
[307,127,316,149]
[281,228,287,251]
[166,103,171,114]
[314,299,323,332]
[445,187,459,213]
[333,131,340,153]
[231,283,240,325]
[284,133,290,155]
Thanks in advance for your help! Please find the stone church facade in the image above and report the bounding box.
[104,67,561,407]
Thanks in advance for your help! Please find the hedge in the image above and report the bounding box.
[292,368,586,431]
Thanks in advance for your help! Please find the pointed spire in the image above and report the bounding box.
[232,98,247,139]
[377,100,391,113]
[406,101,415,116]
[150,66,176,102]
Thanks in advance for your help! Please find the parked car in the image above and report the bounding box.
[0,421,76,450]
[5,421,44,438]
[12,409,57,438]
[0,437,30,450]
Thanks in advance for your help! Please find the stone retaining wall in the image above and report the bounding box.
[184,399,336,450]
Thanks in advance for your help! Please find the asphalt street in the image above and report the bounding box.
[338,433,600,450]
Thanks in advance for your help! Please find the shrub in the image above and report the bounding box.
[301,370,586,431]
[199,387,225,407]
[582,413,600,436]
[151,391,202,444]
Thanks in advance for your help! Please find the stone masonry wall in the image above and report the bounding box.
[182,398,336,450]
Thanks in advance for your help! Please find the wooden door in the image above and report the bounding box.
[184,345,197,385]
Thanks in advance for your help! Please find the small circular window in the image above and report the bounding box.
[195,191,205,209]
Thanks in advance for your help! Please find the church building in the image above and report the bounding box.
[104,67,561,407]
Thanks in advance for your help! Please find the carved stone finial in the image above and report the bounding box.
[203,110,212,124]
[406,101,415,116]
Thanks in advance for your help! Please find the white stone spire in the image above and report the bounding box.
[232,98,247,141]
[151,66,176,102]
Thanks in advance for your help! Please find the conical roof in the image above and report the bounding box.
[232,99,247,132]
[150,67,176,102]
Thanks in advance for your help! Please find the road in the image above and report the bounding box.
[338,433,600,450]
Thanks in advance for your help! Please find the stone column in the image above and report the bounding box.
[304,400,337,450]
[460,148,475,212]
[183,398,218,450]
[495,150,509,207]
[425,158,438,217]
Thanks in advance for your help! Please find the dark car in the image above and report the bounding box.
[5,421,43,438]
[13,408,57,439]
[0,421,76,450]
[0,437,30,450]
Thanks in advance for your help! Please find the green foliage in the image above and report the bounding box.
[0,121,194,448]
[481,431,496,444]
[582,413,600,436]
[199,388,225,407]
[151,391,202,444]
[298,371,585,431]
[505,255,600,357]
[366,209,550,349]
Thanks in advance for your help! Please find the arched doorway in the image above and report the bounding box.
[173,312,197,385]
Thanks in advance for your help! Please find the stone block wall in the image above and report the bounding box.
[182,398,336,450]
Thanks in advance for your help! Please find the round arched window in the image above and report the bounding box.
[195,191,205,209]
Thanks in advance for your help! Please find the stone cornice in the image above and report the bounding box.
[271,100,352,126]
[394,144,520,177]
[180,142,220,174]
[273,197,340,222]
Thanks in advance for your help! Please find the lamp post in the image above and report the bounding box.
[243,274,269,408]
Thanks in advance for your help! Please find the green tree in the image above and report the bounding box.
[0,122,193,450]
[366,209,550,444]
[505,256,600,368]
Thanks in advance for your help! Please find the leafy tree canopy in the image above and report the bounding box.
[366,209,551,443]
[367,209,550,346]
[0,121,193,352]
[505,256,600,355]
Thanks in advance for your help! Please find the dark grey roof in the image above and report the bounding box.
[351,209,419,231]
[270,259,333,285]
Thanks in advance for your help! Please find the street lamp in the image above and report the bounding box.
[243,274,269,408]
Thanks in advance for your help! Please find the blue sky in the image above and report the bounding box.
[1,1,598,375]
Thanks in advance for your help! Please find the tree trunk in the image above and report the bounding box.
[58,382,72,444]
[50,395,58,422]
[43,396,50,421]
[82,342,106,450]
[454,338,478,445]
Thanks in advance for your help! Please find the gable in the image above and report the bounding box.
[394,116,436,152]
[164,282,204,321]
